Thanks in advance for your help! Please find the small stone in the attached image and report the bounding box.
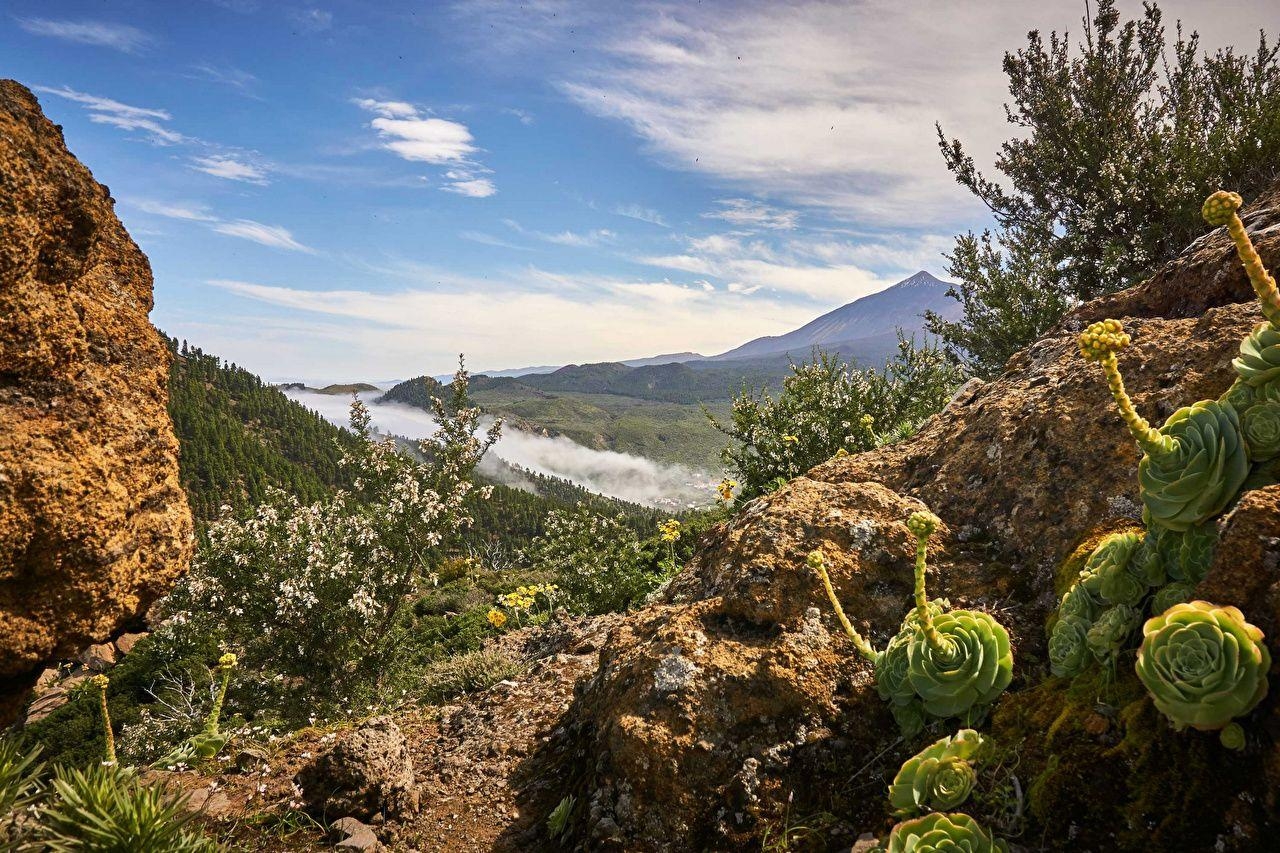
[24,687,69,724]
[331,816,383,852]
[79,643,116,672]
[114,632,146,656]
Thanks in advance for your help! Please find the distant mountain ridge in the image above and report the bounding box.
[709,270,957,362]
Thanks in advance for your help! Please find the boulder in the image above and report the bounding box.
[114,631,147,657]
[296,717,419,821]
[79,643,116,672]
[0,81,192,702]
[330,817,384,852]
[546,182,1280,851]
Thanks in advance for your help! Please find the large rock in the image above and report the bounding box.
[296,717,420,821]
[545,183,1280,851]
[0,82,192,692]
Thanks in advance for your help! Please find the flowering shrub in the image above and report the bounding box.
[521,507,654,614]
[493,583,559,626]
[155,363,500,718]
[710,335,964,498]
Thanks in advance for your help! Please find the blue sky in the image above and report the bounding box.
[4,1,1272,382]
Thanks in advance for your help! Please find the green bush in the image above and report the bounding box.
[419,649,523,704]
[521,507,659,614]
[710,335,963,497]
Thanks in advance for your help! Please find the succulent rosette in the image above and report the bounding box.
[906,608,1013,719]
[884,813,1008,853]
[1242,401,1280,461]
[1057,580,1103,623]
[1138,400,1248,532]
[1220,378,1257,413]
[1135,600,1271,731]
[1234,321,1280,391]
[1135,523,1217,586]
[1086,604,1140,665]
[1087,531,1145,606]
[1151,581,1196,616]
[1049,614,1093,677]
[888,729,985,816]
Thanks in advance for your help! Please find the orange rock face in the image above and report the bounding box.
[0,81,192,686]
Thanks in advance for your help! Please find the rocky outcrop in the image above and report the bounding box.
[548,183,1280,851]
[0,81,192,703]
[296,717,420,821]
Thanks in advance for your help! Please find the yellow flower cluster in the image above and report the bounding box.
[782,434,800,444]
[658,519,682,543]
[1201,190,1242,227]
[498,583,559,610]
[487,608,508,628]
[218,652,238,670]
[717,478,737,504]
[1078,319,1131,362]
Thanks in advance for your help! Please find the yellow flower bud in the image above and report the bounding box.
[1078,319,1131,362]
[1202,190,1242,227]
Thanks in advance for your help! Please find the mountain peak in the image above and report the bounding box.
[709,270,959,362]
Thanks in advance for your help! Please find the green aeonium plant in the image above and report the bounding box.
[902,512,1013,724]
[153,653,236,768]
[888,729,985,817]
[1135,600,1271,740]
[1088,531,1146,606]
[1049,614,1092,678]
[1079,320,1249,532]
[884,812,1008,853]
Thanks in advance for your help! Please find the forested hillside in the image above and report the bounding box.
[166,338,360,522]
[166,338,661,539]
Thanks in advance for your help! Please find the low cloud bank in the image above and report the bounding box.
[281,389,715,508]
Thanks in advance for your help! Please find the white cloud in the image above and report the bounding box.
[639,231,900,303]
[354,97,497,197]
[612,203,668,227]
[190,154,270,184]
[503,107,535,125]
[443,178,497,197]
[17,18,152,53]
[704,198,799,230]
[33,86,187,145]
[204,266,817,378]
[211,220,314,253]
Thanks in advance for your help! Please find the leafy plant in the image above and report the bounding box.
[522,507,654,614]
[888,729,985,817]
[883,812,1008,853]
[710,335,963,498]
[1135,601,1271,741]
[0,738,45,846]
[419,649,523,705]
[933,0,1280,375]
[1079,319,1249,531]
[546,794,576,840]
[36,763,220,852]
[153,653,237,768]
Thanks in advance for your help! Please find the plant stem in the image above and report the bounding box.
[1224,213,1280,325]
[913,531,952,657]
[98,686,116,765]
[1101,354,1175,456]
[812,554,878,662]
[204,664,232,737]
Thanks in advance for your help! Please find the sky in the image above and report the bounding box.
[4,0,1274,382]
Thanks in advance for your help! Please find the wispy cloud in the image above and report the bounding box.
[130,199,219,222]
[190,154,270,185]
[129,200,312,253]
[353,97,496,197]
[33,85,187,145]
[211,220,314,252]
[188,63,261,97]
[459,231,531,251]
[612,203,668,228]
[503,107,535,125]
[290,8,334,33]
[504,219,614,247]
[17,18,153,53]
[704,198,799,230]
